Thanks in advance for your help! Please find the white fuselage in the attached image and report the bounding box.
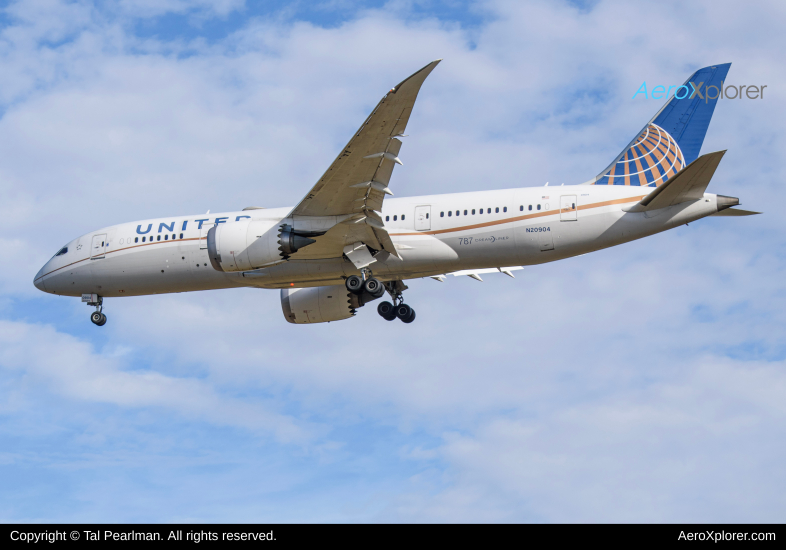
[34,185,722,297]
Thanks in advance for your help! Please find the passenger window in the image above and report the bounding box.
[426,213,429,219]
[455,210,460,216]
[157,235,161,241]
[394,215,397,221]
[135,237,138,243]
[386,216,389,221]
[472,209,475,215]
[179,233,183,239]
[440,212,444,217]
[448,211,452,217]
[142,237,146,242]
[487,208,491,214]
[495,207,499,213]
[402,215,405,220]
[504,207,507,212]
[463,210,467,215]
[537,204,541,210]
[479,208,483,215]
[520,205,523,211]
[529,205,532,211]
[165,235,169,240]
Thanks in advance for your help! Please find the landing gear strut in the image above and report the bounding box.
[84,294,107,326]
[377,280,415,323]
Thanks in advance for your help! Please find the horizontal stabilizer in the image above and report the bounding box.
[711,208,761,217]
[625,150,725,212]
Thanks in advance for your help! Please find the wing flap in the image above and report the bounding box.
[372,226,399,258]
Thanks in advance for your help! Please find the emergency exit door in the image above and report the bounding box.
[560,195,577,221]
[414,205,431,231]
[91,234,108,259]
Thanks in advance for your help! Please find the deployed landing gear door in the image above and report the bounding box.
[414,205,431,231]
[560,195,577,221]
[91,234,108,259]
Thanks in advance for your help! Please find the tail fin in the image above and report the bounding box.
[591,63,731,187]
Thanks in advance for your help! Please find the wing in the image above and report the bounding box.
[290,59,440,218]
[281,60,441,264]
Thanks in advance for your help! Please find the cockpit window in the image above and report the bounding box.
[55,246,68,257]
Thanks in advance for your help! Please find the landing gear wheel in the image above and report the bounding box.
[97,313,107,326]
[377,301,396,321]
[345,275,363,294]
[90,311,105,326]
[363,277,385,298]
[395,303,416,323]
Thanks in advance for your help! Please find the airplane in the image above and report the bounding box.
[33,60,759,326]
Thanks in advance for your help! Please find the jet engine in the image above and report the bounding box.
[281,285,356,324]
[280,280,388,324]
[207,220,320,272]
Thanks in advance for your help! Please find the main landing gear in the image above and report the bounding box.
[344,270,415,323]
[377,281,415,324]
[85,294,107,326]
[344,274,384,298]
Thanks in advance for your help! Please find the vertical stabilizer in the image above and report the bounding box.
[591,63,731,187]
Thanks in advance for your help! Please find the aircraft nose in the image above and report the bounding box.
[33,267,47,292]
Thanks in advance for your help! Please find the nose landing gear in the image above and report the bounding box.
[83,294,107,326]
[90,310,107,326]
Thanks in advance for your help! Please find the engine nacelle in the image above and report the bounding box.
[281,286,355,324]
[207,220,318,272]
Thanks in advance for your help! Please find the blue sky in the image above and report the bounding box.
[1,0,785,522]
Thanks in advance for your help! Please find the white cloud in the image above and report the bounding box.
[0,319,313,443]
[389,355,786,522]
